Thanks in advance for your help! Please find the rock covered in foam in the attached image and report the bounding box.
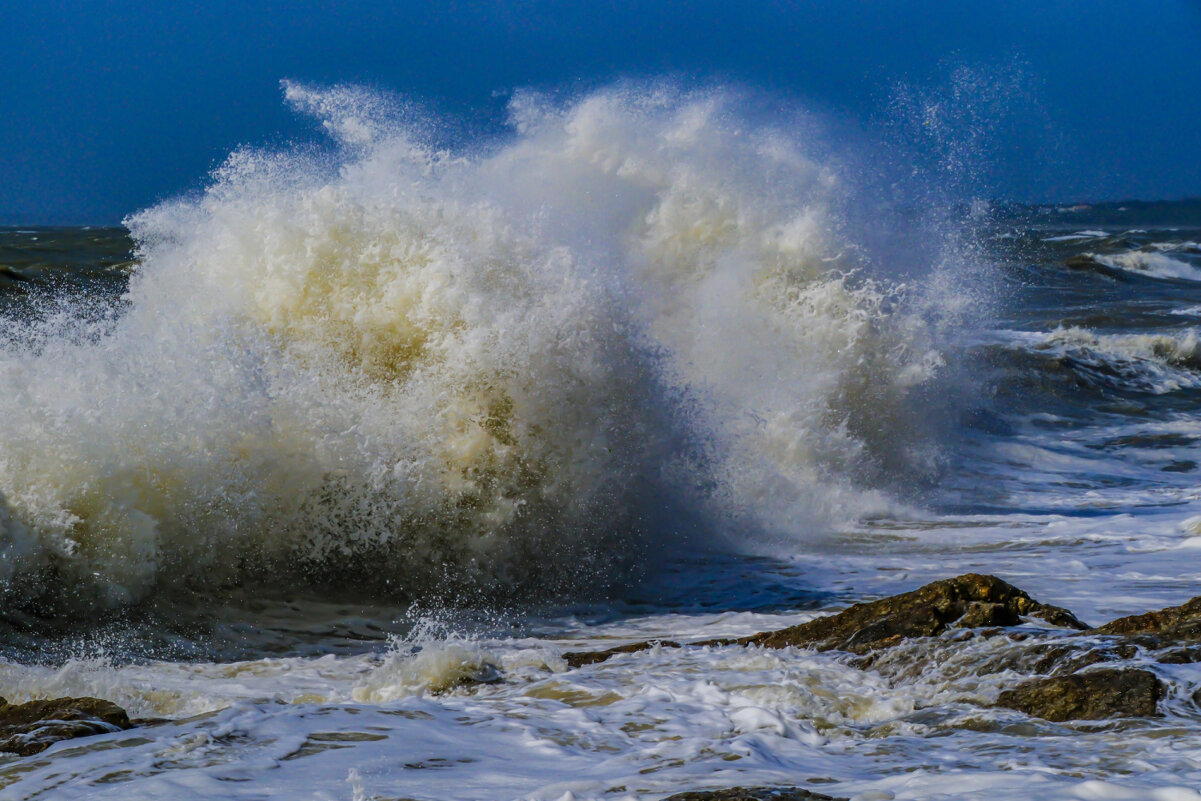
[995,668,1164,722]
[0,696,132,756]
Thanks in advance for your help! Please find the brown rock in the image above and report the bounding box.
[995,668,1163,722]
[1095,596,1201,641]
[662,788,844,801]
[723,574,1087,654]
[1155,644,1201,664]
[0,696,133,756]
[563,640,681,669]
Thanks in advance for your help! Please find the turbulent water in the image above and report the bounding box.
[2,85,1201,800]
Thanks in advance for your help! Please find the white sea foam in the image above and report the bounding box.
[3,478,1201,800]
[4,583,1201,800]
[0,84,947,610]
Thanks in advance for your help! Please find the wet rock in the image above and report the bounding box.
[0,696,133,756]
[852,631,1136,679]
[1065,253,1106,270]
[1006,640,1137,677]
[1095,595,1201,641]
[995,668,1164,722]
[563,640,681,669]
[955,601,1018,629]
[662,788,844,801]
[1155,644,1201,664]
[722,574,1086,655]
[562,574,1086,667]
[438,661,504,692]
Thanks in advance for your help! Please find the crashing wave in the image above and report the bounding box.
[0,83,949,611]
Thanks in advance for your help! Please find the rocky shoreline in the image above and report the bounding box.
[563,573,1201,722]
[562,573,1199,703]
[5,573,1201,798]
[563,573,1201,799]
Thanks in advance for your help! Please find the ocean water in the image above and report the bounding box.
[2,85,1201,800]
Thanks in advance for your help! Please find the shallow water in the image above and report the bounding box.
[3,86,1201,800]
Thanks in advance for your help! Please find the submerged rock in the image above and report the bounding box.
[563,574,1087,667]
[995,667,1164,722]
[0,696,133,756]
[662,788,844,801]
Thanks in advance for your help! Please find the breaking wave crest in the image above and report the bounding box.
[1020,326,1201,394]
[1087,250,1201,282]
[0,83,952,612]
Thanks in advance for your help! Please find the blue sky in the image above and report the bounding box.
[3,0,1199,223]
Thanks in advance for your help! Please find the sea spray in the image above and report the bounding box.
[0,83,948,612]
